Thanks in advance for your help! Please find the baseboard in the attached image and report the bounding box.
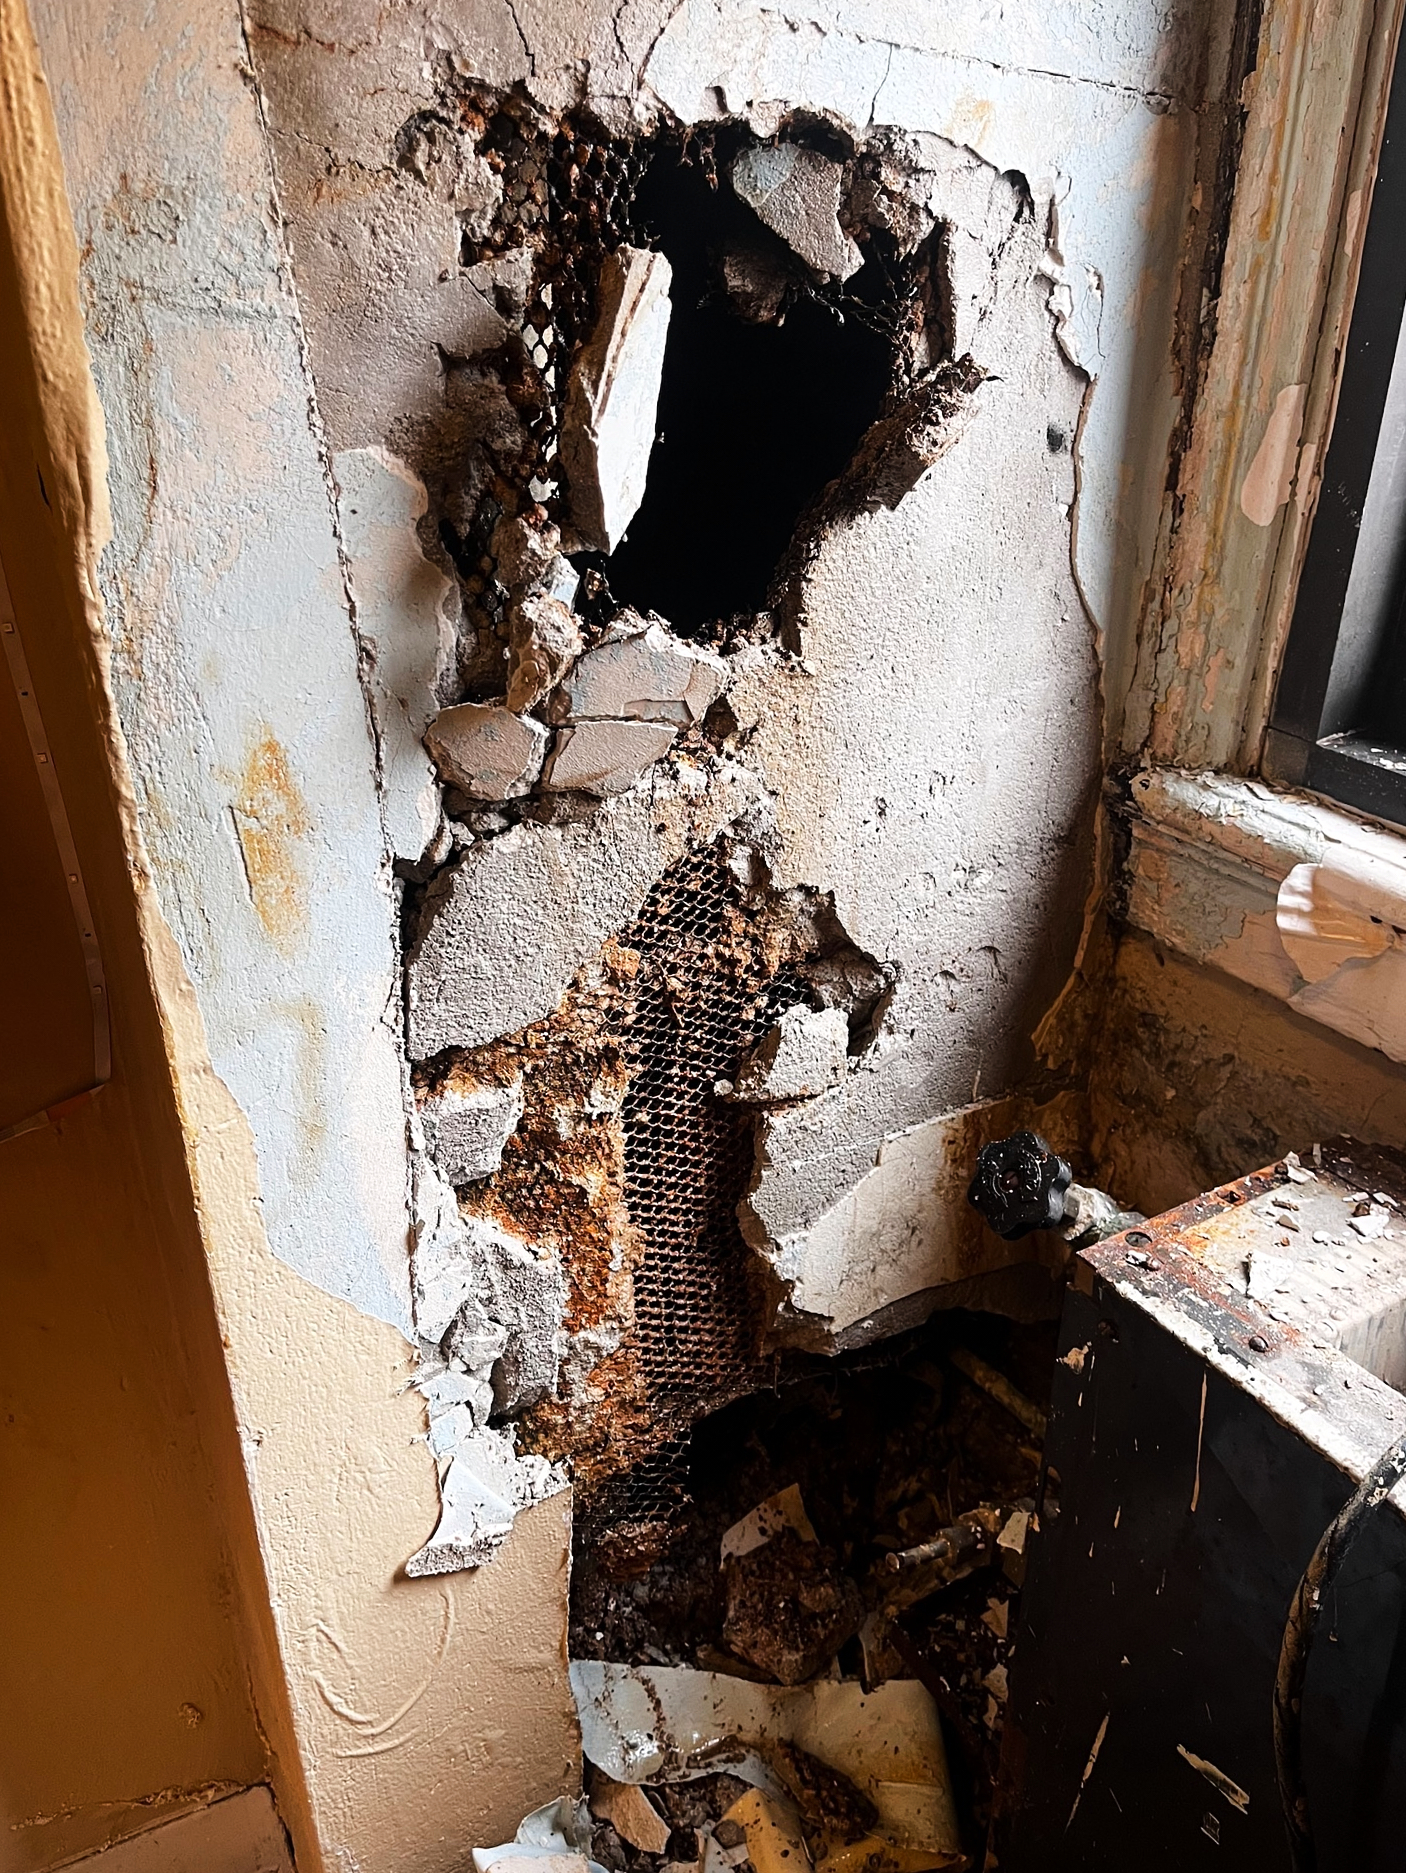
[52,1787,293,1873]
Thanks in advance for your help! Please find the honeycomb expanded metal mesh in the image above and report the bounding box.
[578,839,812,1537]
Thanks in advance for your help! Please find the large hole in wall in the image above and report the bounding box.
[594,133,898,631]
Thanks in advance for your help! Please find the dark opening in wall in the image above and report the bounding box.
[570,1309,1058,1861]
[597,136,899,632]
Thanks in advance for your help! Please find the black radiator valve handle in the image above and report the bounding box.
[967,1131,1144,1248]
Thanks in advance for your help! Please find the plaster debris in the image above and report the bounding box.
[589,1777,672,1857]
[420,1074,525,1185]
[562,246,673,553]
[425,704,550,800]
[720,1484,818,1562]
[549,616,728,728]
[730,1005,850,1103]
[508,593,586,714]
[570,1665,961,1867]
[473,1797,603,1873]
[544,720,679,796]
[731,145,862,283]
[406,760,770,1055]
[406,1414,564,1575]
[722,1791,810,1873]
[405,1174,569,1572]
[414,1196,567,1415]
[723,1526,864,1684]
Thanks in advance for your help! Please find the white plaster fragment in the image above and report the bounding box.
[730,1005,850,1103]
[413,1196,565,1413]
[473,1798,600,1873]
[542,720,679,797]
[571,1664,961,1862]
[731,144,862,282]
[562,246,673,553]
[405,1423,564,1575]
[425,703,550,800]
[421,1076,525,1184]
[719,1484,818,1562]
[550,616,728,727]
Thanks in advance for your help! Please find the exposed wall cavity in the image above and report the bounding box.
[236,0,1215,1566]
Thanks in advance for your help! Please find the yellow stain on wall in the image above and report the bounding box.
[232,731,311,950]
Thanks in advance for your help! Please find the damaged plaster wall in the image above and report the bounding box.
[27,0,1239,1851]
[234,0,1230,1557]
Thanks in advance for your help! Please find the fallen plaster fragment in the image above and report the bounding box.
[425,703,550,800]
[731,145,862,283]
[589,1777,672,1856]
[406,763,770,1055]
[474,1798,605,1873]
[543,720,679,796]
[720,1483,818,1562]
[562,246,673,553]
[1277,855,1406,1064]
[570,1666,961,1870]
[722,1791,810,1873]
[549,615,728,727]
[730,1006,850,1103]
[420,1075,525,1185]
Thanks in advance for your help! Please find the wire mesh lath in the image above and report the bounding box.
[583,840,811,1531]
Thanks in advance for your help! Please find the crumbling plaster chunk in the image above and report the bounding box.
[412,1183,566,1412]
[406,761,770,1055]
[549,617,728,727]
[421,1075,525,1183]
[508,593,585,714]
[731,143,862,282]
[425,703,550,800]
[542,720,678,796]
[405,1423,565,1575]
[561,245,673,553]
[730,1005,850,1102]
[335,447,453,858]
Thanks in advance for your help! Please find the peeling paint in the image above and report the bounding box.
[1238,382,1306,526]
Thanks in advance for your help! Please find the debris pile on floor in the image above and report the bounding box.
[566,1311,1056,1863]
[573,1665,963,1873]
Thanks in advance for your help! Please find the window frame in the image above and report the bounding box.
[1267,26,1406,828]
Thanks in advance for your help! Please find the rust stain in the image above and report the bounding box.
[232,730,312,950]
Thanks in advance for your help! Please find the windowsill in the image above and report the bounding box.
[1123,768,1406,1065]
